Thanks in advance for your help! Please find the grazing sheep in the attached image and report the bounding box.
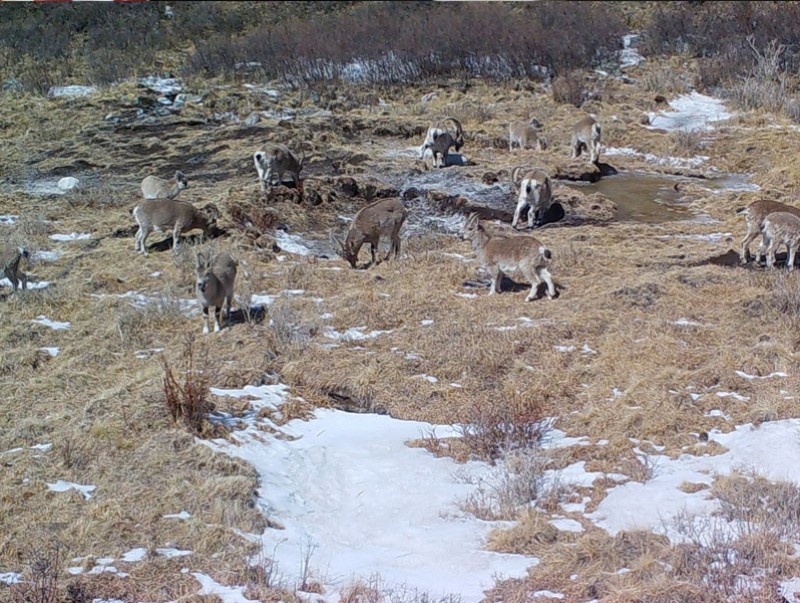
[253,146,305,194]
[511,167,553,229]
[195,250,237,334]
[141,171,188,200]
[461,213,555,301]
[571,114,602,163]
[330,197,408,269]
[736,200,800,264]
[132,200,218,255]
[420,117,464,168]
[762,211,800,270]
[509,118,547,152]
[0,245,29,293]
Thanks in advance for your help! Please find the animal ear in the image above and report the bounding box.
[511,167,523,186]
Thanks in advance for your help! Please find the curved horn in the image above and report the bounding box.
[329,229,345,255]
[511,166,525,186]
[445,116,463,137]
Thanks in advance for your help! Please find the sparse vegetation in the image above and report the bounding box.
[5,1,800,602]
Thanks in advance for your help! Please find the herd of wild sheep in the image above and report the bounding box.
[0,112,795,333]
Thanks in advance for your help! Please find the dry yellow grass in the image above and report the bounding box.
[3,52,800,602]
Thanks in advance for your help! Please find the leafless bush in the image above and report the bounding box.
[186,2,624,85]
[161,333,215,435]
[8,538,66,603]
[641,65,692,95]
[670,128,704,154]
[460,448,547,520]
[551,71,586,107]
[456,397,547,462]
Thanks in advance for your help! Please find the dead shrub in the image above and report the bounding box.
[228,200,280,244]
[670,128,704,154]
[551,71,586,107]
[161,333,216,435]
[8,537,66,603]
[457,396,547,462]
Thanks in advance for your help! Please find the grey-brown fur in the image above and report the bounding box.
[132,200,218,255]
[508,118,547,152]
[511,167,553,229]
[141,171,188,200]
[461,213,555,301]
[254,146,305,193]
[1,245,29,293]
[571,114,602,163]
[736,200,800,264]
[331,198,408,269]
[422,117,464,168]
[195,250,238,334]
[762,211,800,270]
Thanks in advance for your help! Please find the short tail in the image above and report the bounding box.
[592,122,602,140]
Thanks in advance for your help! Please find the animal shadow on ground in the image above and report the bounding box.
[694,249,790,270]
[226,305,269,327]
[515,203,567,228]
[463,277,564,299]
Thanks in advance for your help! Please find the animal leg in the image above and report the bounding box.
[202,307,211,335]
[139,228,151,255]
[512,200,527,230]
[488,267,502,294]
[172,224,182,253]
[539,268,556,299]
[19,271,27,291]
[766,238,778,269]
[790,245,797,271]
[214,307,222,332]
[740,224,759,263]
[369,242,378,266]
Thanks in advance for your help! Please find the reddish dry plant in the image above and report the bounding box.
[161,333,214,435]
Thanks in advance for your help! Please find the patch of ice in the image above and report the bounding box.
[421,319,434,326]
[658,232,732,243]
[156,548,192,558]
[134,347,164,359]
[646,91,732,132]
[455,292,479,299]
[32,250,63,262]
[604,146,709,169]
[39,347,60,357]
[0,572,21,585]
[67,567,84,575]
[671,318,705,327]
[581,344,597,355]
[323,326,393,341]
[150,271,162,278]
[320,312,334,320]
[275,231,312,256]
[31,316,71,330]
[47,480,96,500]
[203,407,535,602]
[0,215,18,225]
[735,370,787,381]
[57,177,79,191]
[705,409,731,421]
[121,548,148,563]
[549,518,585,533]
[139,76,182,95]
[620,33,645,69]
[414,374,439,384]
[532,592,565,600]
[163,510,192,520]
[88,565,120,575]
[715,391,750,402]
[555,345,576,353]
[48,85,97,98]
[1,278,50,290]
[50,233,91,242]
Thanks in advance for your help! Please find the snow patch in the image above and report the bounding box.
[50,233,91,242]
[48,85,97,98]
[192,572,258,603]
[323,326,393,341]
[31,316,71,330]
[735,370,787,381]
[275,230,312,256]
[32,250,63,262]
[47,480,96,500]
[203,405,534,602]
[0,215,18,225]
[646,91,732,132]
[0,572,21,585]
[39,347,60,357]
[604,146,709,169]
[619,33,645,69]
[57,177,79,191]
[1,278,50,290]
[163,510,192,520]
[156,548,192,559]
[121,548,148,563]
[549,518,585,533]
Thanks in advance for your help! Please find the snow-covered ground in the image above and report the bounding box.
[647,91,733,132]
[204,385,534,603]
